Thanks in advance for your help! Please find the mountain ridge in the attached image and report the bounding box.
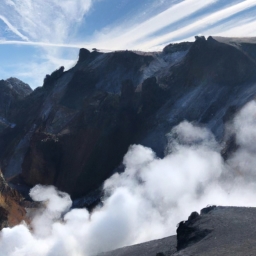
[1,36,256,200]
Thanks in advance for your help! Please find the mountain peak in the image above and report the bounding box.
[5,77,32,97]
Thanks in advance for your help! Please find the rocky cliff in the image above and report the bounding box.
[1,36,256,201]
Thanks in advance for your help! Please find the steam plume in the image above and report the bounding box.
[1,101,256,255]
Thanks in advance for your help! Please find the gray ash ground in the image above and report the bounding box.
[101,206,256,256]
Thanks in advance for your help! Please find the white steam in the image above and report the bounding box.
[2,101,256,255]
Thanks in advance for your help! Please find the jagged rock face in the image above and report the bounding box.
[0,50,163,198]
[162,36,256,91]
[21,86,140,197]
[0,85,47,175]
[212,37,256,62]
[184,36,255,86]
[1,37,256,200]
[0,78,33,161]
[176,211,212,250]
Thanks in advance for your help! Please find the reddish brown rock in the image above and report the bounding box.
[0,171,27,228]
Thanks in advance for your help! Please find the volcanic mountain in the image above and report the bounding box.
[1,36,256,255]
[1,36,256,201]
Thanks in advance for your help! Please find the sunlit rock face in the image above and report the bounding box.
[0,171,26,229]
[1,36,256,200]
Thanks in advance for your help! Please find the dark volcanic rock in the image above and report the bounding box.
[140,76,166,117]
[15,87,139,197]
[22,131,62,186]
[168,36,256,88]
[60,69,97,109]
[0,49,159,198]
[212,37,256,62]
[176,211,212,250]
[120,79,135,106]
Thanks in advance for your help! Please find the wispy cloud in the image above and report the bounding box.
[1,0,92,43]
[0,0,93,87]
[214,18,256,38]
[1,0,256,87]
[0,14,29,41]
[139,0,256,48]
[91,0,218,49]
[12,57,77,88]
[1,0,256,50]
[0,40,84,48]
[90,0,256,50]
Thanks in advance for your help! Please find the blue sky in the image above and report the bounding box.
[0,0,256,88]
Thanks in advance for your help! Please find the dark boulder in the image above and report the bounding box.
[177,211,212,251]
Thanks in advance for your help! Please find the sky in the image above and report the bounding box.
[0,0,256,88]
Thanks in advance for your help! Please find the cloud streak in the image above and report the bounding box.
[2,0,256,51]
[1,0,92,43]
[89,0,256,50]
[0,15,29,41]
[0,40,84,49]
[1,0,256,87]
[138,0,256,48]
[92,0,218,49]
[0,0,93,87]
[214,18,256,38]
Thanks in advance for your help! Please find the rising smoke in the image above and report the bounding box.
[1,101,256,255]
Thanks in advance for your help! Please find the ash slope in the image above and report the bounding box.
[1,36,256,200]
[102,206,256,256]
[175,206,256,256]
